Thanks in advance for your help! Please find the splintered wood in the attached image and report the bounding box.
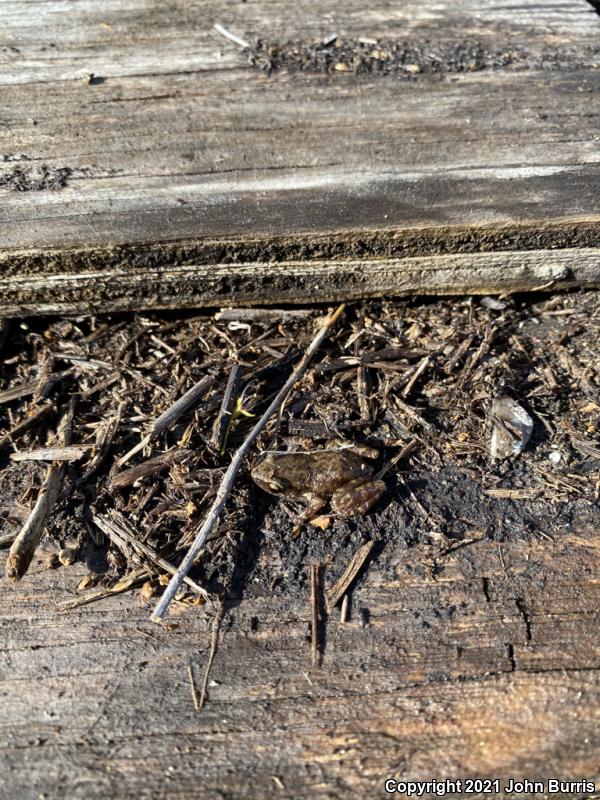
[6,463,65,581]
[6,398,75,580]
[326,541,375,611]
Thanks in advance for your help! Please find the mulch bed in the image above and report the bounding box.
[0,291,599,617]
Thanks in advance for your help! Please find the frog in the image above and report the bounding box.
[251,442,386,531]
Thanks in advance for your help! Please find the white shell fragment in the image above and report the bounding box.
[480,296,507,311]
[490,396,534,460]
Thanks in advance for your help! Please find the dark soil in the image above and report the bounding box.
[246,37,600,78]
[0,159,72,191]
[1,291,599,612]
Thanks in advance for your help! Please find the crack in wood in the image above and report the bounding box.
[515,597,533,643]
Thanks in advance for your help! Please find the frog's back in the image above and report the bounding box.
[308,449,372,495]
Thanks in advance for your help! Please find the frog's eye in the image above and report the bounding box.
[269,480,284,491]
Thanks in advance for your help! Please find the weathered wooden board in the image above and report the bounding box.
[1,1,600,314]
[3,529,600,799]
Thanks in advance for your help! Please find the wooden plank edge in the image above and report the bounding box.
[2,217,600,278]
[1,248,598,317]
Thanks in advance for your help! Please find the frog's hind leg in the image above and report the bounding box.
[291,494,326,536]
[331,478,386,519]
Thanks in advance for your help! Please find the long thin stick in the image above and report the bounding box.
[151,303,345,621]
[188,663,200,711]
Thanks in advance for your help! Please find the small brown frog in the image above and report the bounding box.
[251,443,386,531]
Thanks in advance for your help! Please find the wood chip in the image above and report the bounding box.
[326,540,375,611]
[10,445,91,462]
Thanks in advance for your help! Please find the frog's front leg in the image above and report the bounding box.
[291,493,327,534]
[331,478,386,519]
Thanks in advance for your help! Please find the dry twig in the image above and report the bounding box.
[402,355,431,398]
[0,369,74,405]
[340,593,349,623]
[198,603,225,710]
[58,568,149,610]
[111,448,192,488]
[10,445,91,462]
[210,364,243,453]
[326,540,375,611]
[6,399,75,580]
[0,401,54,452]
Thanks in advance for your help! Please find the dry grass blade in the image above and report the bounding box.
[213,23,250,49]
[58,568,149,610]
[210,364,243,452]
[92,512,208,598]
[198,602,225,711]
[484,488,542,500]
[188,664,200,712]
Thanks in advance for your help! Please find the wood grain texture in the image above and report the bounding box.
[1,1,600,313]
[3,247,600,316]
[2,529,600,799]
